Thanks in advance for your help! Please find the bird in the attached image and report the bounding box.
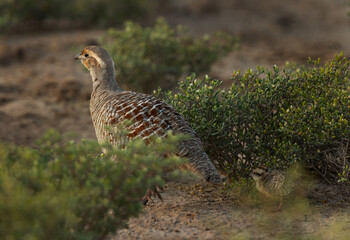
[251,166,294,211]
[75,46,222,202]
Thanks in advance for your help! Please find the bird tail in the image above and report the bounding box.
[179,140,222,184]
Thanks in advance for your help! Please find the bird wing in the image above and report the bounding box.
[267,171,286,193]
[99,91,196,145]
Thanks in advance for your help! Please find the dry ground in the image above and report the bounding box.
[1,0,350,239]
[114,174,350,240]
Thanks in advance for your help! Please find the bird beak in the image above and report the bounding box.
[75,53,83,60]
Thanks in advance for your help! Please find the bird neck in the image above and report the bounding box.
[90,66,122,92]
[260,173,269,182]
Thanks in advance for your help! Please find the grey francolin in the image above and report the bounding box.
[251,166,294,211]
[75,46,221,202]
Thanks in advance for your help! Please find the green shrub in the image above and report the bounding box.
[0,129,185,239]
[0,0,161,31]
[160,54,350,184]
[102,17,238,93]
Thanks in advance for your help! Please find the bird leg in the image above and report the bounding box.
[276,197,283,211]
[142,186,163,205]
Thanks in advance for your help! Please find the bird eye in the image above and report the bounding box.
[84,53,89,57]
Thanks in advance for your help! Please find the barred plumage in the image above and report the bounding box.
[251,166,294,210]
[75,46,221,188]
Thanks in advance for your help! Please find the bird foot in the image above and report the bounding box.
[273,198,283,212]
[273,207,282,212]
[142,186,164,205]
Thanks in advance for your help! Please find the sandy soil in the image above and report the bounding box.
[114,175,350,240]
[1,0,350,239]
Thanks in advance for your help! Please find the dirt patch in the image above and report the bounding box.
[0,30,102,146]
[166,0,350,80]
[114,174,350,240]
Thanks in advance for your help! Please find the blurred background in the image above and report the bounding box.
[0,0,349,146]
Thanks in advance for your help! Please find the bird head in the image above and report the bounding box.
[251,166,269,181]
[75,46,116,84]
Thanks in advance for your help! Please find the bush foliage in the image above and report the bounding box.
[160,54,350,184]
[0,129,185,239]
[0,0,162,31]
[102,17,238,93]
